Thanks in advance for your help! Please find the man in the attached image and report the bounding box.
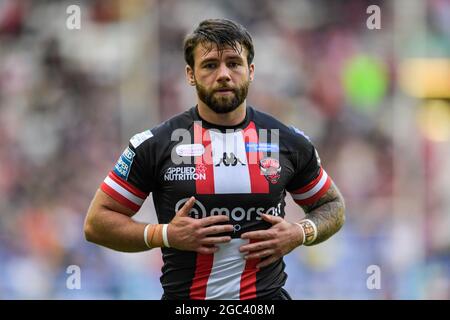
[84,18,345,300]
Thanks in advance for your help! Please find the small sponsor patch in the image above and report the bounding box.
[113,147,135,180]
[315,148,322,166]
[245,143,279,152]
[130,130,153,148]
[175,144,205,157]
[290,126,311,142]
[164,166,206,181]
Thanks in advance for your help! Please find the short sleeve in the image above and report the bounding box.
[100,130,155,212]
[285,127,332,206]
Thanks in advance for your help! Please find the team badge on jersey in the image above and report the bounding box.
[113,147,135,180]
[259,157,281,184]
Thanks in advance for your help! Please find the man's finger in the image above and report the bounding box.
[241,230,272,240]
[200,224,234,236]
[198,214,230,227]
[197,246,219,255]
[176,196,196,216]
[200,236,231,245]
[245,249,274,260]
[261,213,283,224]
[240,240,273,253]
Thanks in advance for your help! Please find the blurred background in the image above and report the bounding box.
[0,0,449,299]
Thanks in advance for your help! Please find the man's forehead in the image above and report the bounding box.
[195,42,246,61]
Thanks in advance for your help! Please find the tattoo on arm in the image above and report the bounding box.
[300,181,346,245]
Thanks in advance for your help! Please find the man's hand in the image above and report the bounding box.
[168,196,234,254]
[239,214,304,268]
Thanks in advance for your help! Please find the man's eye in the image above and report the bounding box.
[228,62,239,68]
[204,63,217,69]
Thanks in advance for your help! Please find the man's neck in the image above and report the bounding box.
[197,101,247,127]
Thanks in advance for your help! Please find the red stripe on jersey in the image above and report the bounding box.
[243,122,269,194]
[100,182,140,212]
[189,253,214,299]
[291,167,324,194]
[294,175,332,205]
[240,239,260,300]
[194,123,215,194]
[109,171,147,199]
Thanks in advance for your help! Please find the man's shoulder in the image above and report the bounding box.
[129,108,194,150]
[251,107,308,139]
[251,107,287,129]
[250,106,316,154]
[152,108,194,135]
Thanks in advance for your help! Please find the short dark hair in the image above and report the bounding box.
[183,18,254,69]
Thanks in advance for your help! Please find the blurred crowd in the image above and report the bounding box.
[0,0,449,299]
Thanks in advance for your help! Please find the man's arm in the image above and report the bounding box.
[239,181,345,268]
[84,189,150,252]
[299,181,346,245]
[84,191,234,253]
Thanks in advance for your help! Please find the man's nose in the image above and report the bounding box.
[216,63,231,82]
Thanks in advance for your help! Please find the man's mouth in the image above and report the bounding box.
[214,88,234,94]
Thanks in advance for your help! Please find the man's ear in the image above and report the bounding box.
[249,63,255,82]
[186,65,196,86]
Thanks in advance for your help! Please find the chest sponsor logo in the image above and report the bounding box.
[260,157,282,184]
[175,144,205,157]
[174,198,282,233]
[215,152,246,167]
[113,147,135,180]
[164,165,206,181]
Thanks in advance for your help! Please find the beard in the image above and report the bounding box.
[195,80,250,114]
